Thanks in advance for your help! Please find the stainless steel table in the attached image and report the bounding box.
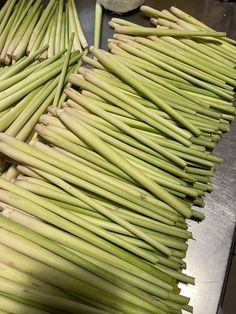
[77,1,236,313]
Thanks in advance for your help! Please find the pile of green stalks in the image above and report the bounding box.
[0,0,87,65]
[0,33,83,178]
[0,4,235,314]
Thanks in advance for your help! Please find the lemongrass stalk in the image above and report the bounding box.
[54,0,63,54]
[0,60,40,91]
[0,187,175,287]
[27,0,56,53]
[0,0,34,61]
[0,244,153,314]
[91,48,202,136]
[0,219,171,313]
[69,74,193,146]
[0,2,21,59]
[114,25,225,37]
[139,37,236,87]
[116,41,233,101]
[57,110,192,218]
[170,6,236,46]
[159,36,236,78]
[0,46,49,80]
[68,0,82,52]
[0,225,162,314]
[60,12,66,52]
[0,261,71,299]
[30,3,57,54]
[0,88,40,132]
[0,0,17,35]
[159,16,236,67]
[52,130,187,188]
[31,141,178,224]
[6,1,43,58]
[94,1,103,50]
[53,33,75,107]
[35,123,135,182]
[4,208,176,291]
[65,90,186,168]
[71,0,88,48]
[39,16,55,61]
[32,141,179,223]
[47,11,57,58]
[0,293,50,314]
[63,2,69,49]
[36,123,195,183]
[103,56,210,113]
[1,137,173,255]
[0,52,80,111]
[0,277,110,314]
[0,0,12,23]
[109,44,190,83]
[75,250,176,303]
[11,7,44,62]
[1,49,66,91]
[10,90,56,142]
[128,39,233,91]
[141,6,178,22]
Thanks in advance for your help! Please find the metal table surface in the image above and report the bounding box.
[78,1,236,313]
[0,1,235,313]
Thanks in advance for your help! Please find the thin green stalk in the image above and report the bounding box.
[53,33,75,107]
[68,0,82,52]
[70,0,88,48]
[115,41,232,101]
[6,1,42,58]
[0,293,50,314]
[0,46,48,80]
[27,0,56,53]
[0,0,34,61]
[0,0,17,35]
[0,1,21,61]
[30,3,57,54]
[114,25,225,37]
[94,1,103,50]
[55,0,63,54]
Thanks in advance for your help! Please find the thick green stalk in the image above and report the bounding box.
[70,0,88,48]
[27,0,56,53]
[0,293,50,314]
[53,33,75,107]
[114,25,225,37]
[94,1,103,50]
[55,0,63,54]
[68,0,82,52]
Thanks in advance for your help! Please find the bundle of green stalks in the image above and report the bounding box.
[0,4,235,314]
[0,35,82,177]
[0,0,87,65]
